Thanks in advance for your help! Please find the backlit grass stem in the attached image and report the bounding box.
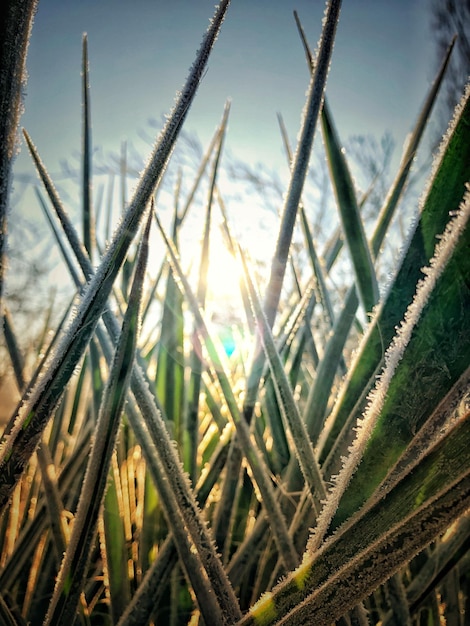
[0,0,231,511]
[45,214,151,625]
[244,0,342,425]
[155,212,299,571]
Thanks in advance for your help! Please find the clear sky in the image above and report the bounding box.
[15,0,437,180]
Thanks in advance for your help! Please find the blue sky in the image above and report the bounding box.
[15,0,437,179]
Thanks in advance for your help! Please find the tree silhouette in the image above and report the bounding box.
[430,0,470,134]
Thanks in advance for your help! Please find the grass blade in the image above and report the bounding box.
[238,246,326,509]
[35,444,69,565]
[312,188,470,546]
[299,206,336,330]
[302,47,458,451]
[294,9,380,314]
[24,132,90,280]
[321,98,379,315]
[81,33,94,259]
[45,214,151,625]
[321,82,470,469]
[0,426,91,592]
[155,250,185,435]
[244,0,342,424]
[3,307,25,391]
[404,510,470,617]
[376,366,470,498]
[215,0,342,580]
[240,414,470,625]
[276,111,345,374]
[102,454,132,623]
[2,306,74,608]
[27,119,242,624]
[155,212,299,572]
[1,293,75,445]
[0,0,230,512]
[124,370,242,625]
[35,187,83,288]
[186,103,230,480]
[0,0,37,310]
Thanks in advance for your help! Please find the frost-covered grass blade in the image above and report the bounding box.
[45,213,151,625]
[0,0,231,512]
[2,0,469,623]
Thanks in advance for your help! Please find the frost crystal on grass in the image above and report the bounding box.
[307,185,470,555]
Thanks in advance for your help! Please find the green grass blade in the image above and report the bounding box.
[45,214,151,625]
[102,456,132,623]
[321,82,470,468]
[291,21,456,452]
[302,287,358,447]
[274,276,319,369]
[155,212,299,572]
[35,187,83,288]
[377,366,470,498]
[153,175,185,437]
[276,111,343,373]
[297,205,349,377]
[212,447,246,562]
[202,377,228,431]
[186,104,229,480]
[314,190,470,544]
[3,307,26,391]
[294,9,379,315]
[241,414,470,625]
[304,427,469,624]
[262,0,341,329]
[87,338,104,422]
[321,98,379,315]
[156,257,185,433]
[0,0,230,512]
[244,0,342,424]
[262,380,290,473]
[299,206,336,329]
[28,124,241,621]
[239,246,326,508]
[81,33,94,260]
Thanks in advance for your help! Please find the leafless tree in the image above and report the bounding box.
[430,0,470,136]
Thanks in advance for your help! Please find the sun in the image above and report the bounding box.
[207,240,241,302]
[204,237,246,356]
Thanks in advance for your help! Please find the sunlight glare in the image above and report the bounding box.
[206,238,243,357]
